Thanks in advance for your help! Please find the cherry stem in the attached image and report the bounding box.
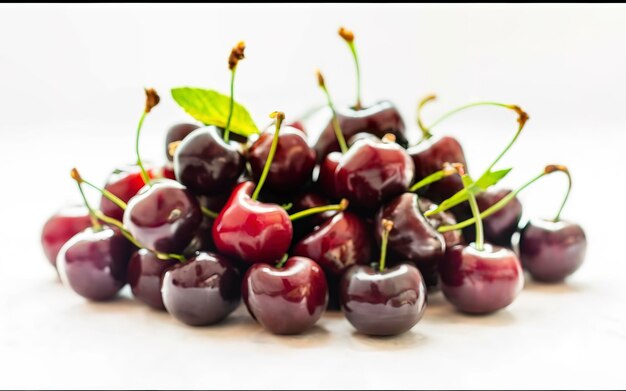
[416,94,437,141]
[282,203,293,211]
[463,173,484,251]
[316,70,348,154]
[70,169,102,232]
[224,42,245,143]
[550,165,571,222]
[136,88,160,187]
[339,27,362,110]
[71,168,127,210]
[378,219,393,272]
[252,111,284,201]
[409,162,459,193]
[276,253,289,268]
[289,199,349,221]
[201,206,219,219]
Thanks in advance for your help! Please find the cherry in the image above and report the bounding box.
[127,249,177,310]
[292,211,372,278]
[165,123,200,161]
[124,179,203,255]
[519,166,586,282]
[340,220,427,336]
[335,135,415,210]
[290,192,338,240]
[438,166,523,314]
[242,256,328,335]
[173,126,245,197]
[161,251,241,326]
[317,151,342,199]
[100,164,158,221]
[462,188,522,247]
[308,29,408,161]
[213,112,294,264]
[248,124,316,192]
[41,206,92,269]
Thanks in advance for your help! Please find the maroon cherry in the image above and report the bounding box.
[161,251,241,326]
[292,211,372,278]
[248,124,316,192]
[340,220,427,336]
[438,167,523,314]
[317,151,342,199]
[100,164,158,221]
[242,256,328,335]
[57,227,135,301]
[165,123,200,161]
[519,166,586,282]
[124,179,203,255]
[335,135,415,210]
[462,188,522,247]
[173,126,245,197]
[41,206,92,269]
[127,249,177,310]
[290,192,340,240]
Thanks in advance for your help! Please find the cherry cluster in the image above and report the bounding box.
[41,28,587,337]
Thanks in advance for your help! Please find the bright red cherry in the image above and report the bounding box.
[242,256,328,335]
[100,164,158,221]
[41,206,92,269]
[161,251,241,326]
[127,249,177,310]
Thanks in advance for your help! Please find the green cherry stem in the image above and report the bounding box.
[438,165,569,233]
[136,88,160,187]
[409,162,461,193]
[224,41,245,143]
[201,206,219,219]
[71,168,127,211]
[457,166,484,251]
[289,199,349,221]
[551,165,571,222]
[276,253,289,268]
[251,111,284,201]
[316,70,348,154]
[338,27,362,110]
[282,203,293,211]
[70,169,102,232]
[416,94,437,141]
[378,219,394,272]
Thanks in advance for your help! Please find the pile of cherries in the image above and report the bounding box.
[41,28,587,337]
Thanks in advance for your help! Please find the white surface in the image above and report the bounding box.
[1,4,625,390]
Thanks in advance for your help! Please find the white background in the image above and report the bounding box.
[1,4,625,389]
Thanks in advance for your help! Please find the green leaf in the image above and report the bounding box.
[171,87,259,137]
[424,167,513,216]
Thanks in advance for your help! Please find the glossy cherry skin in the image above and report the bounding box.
[212,181,293,264]
[165,123,200,161]
[174,126,244,197]
[161,251,241,326]
[317,152,342,200]
[41,206,93,268]
[335,139,415,210]
[293,211,372,278]
[376,193,446,288]
[248,126,317,192]
[519,218,587,282]
[408,136,466,204]
[462,188,523,248]
[57,227,135,301]
[439,244,524,314]
[291,192,337,241]
[242,257,328,335]
[308,101,408,162]
[340,263,427,336]
[419,197,464,248]
[127,249,177,310]
[100,164,159,221]
[123,180,203,254]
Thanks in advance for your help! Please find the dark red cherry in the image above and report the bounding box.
[376,193,445,289]
[317,152,342,200]
[292,211,372,277]
[335,138,414,210]
[519,218,586,282]
[340,264,427,336]
[212,181,293,264]
[248,125,317,192]
[439,244,524,314]
[462,188,522,248]
[123,180,202,254]
[174,126,244,197]
[127,249,177,310]
[57,227,135,301]
[100,164,157,221]
[308,101,408,162]
[418,197,464,248]
[165,123,200,161]
[291,192,338,241]
[161,251,241,326]
[407,136,467,204]
[242,256,328,335]
[41,206,92,268]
